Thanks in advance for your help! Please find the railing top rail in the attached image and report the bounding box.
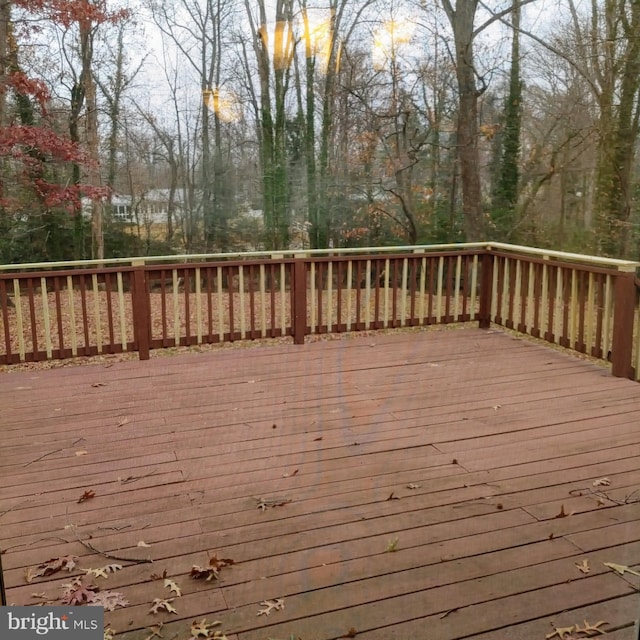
[0,243,487,272]
[487,242,640,272]
[0,241,638,273]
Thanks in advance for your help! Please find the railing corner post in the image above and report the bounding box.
[478,251,494,329]
[293,259,307,345]
[132,266,151,360]
[611,269,635,379]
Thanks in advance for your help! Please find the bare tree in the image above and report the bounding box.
[437,0,537,241]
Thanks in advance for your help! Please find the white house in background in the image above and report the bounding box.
[111,194,134,221]
[82,189,189,225]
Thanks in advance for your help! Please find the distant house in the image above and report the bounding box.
[111,194,134,222]
[82,190,188,226]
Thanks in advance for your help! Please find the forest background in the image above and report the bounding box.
[2,0,640,264]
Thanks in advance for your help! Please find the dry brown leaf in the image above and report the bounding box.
[137,540,151,547]
[89,590,129,611]
[25,555,79,582]
[575,559,590,574]
[84,564,122,579]
[78,489,96,504]
[104,627,116,640]
[190,618,222,638]
[144,623,164,640]
[61,577,99,605]
[574,620,608,635]
[282,468,299,478]
[592,478,611,487]
[603,562,640,577]
[164,578,182,596]
[30,592,48,599]
[190,555,235,582]
[257,598,285,616]
[75,450,88,456]
[406,483,421,489]
[91,382,107,387]
[385,537,399,552]
[546,625,575,639]
[116,417,129,428]
[149,598,178,615]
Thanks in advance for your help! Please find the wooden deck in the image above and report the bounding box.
[1,327,640,640]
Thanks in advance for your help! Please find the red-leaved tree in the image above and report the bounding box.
[0,0,127,261]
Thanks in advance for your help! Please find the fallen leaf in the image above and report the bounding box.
[91,382,107,387]
[282,469,299,478]
[592,478,611,487]
[84,564,123,579]
[25,555,79,582]
[116,417,129,428]
[406,483,421,489]
[30,592,48,599]
[574,620,608,635]
[257,598,285,616]
[575,559,590,574]
[144,623,163,640]
[149,598,178,615]
[104,627,116,640]
[190,555,235,581]
[75,450,88,456]
[61,577,99,605]
[546,626,575,639]
[78,489,96,504]
[190,618,222,638]
[385,537,399,552]
[603,562,640,577]
[137,540,152,547]
[164,578,182,596]
[313,437,323,441]
[89,590,129,611]
[492,404,501,411]
[255,497,291,511]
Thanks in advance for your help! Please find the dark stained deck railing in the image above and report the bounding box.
[1,243,639,380]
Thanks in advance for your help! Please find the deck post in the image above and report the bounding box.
[293,259,307,345]
[611,269,636,379]
[478,251,494,329]
[132,266,151,360]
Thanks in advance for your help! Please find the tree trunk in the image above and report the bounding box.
[493,0,521,238]
[442,0,485,241]
[79,19,103,261]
